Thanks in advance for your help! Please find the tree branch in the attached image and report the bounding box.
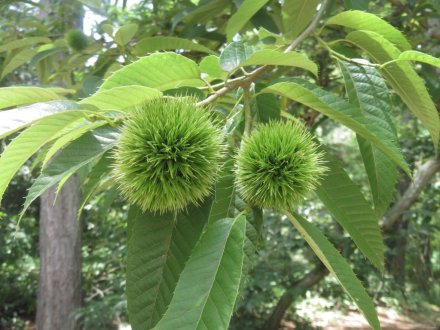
[196,0,329,108]
[262,263,328,330]
[380,157,440,232]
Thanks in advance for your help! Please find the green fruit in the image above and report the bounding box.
[66,29,88,51]
[235,121,326,210]
[113,97,224,213]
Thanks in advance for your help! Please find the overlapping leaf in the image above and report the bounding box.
[262,79,410,175]
[226,0,269,41]
[286,212,380,330]
[326,10,411,51]
[80,85,162,111]
[0,100,78,138]
[394,50,440,68]
[0,110,87,204]
[153,215,246,330]
[339,61,397,217]
[346,30,439,151]
[0,87,61,110]
[242,49,318,77]
[20,127,118,218]
[281,0,320,38]
[316,149,384,271]
[126,201,212,330]
[135,36,214,55]
[99,53,203,91]
[0,37,51,53]
[1,48,37,79]
[219,42,256,72]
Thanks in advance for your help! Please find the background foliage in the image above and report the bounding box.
[0,0,439,329]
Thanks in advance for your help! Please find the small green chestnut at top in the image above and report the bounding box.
[235,121,326,210]
[113,97,224,214]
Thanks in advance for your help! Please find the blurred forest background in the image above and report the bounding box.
[0,0,439,329]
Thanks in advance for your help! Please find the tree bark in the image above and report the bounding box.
[36,1,84,329]
[262,264,328,330]
[37,177,82,330]
[380,157,440,231]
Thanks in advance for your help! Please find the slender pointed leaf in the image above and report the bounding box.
[0,87,60,110]
[226,0,270,41]
[281,0,320,38]
[208,159,235,224]
[346,30,439,152]
[153,215,246,330]
[126,201,212,330]
[80,85,162,111]
[241,49,318,77]
[0,110,87,205]
[326,10,411,51]
[219,42,257,72]
[396,50,440,68]
[0,37,51,53]
[0,100,78,138]
[286,212,380,330]
[99,53,203,91]
[316,149,384,271]
[42,120,107,168]
[135,37,215,55]
[339,60,397,217]
[1,48,37,79]
[20,127,118,218]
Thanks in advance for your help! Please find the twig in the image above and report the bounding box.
[196,0,329,107]
[243,84,252,136]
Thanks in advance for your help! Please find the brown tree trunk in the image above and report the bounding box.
[263,264,328,330]
[37,177,82,330]
[36,1,84,329]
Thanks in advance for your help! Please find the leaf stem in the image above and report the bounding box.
[196,0,329,107]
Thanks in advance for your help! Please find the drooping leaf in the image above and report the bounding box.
[42,120,107,168]
[339,60,397,217]
[0,110,87,204]
[1,48,37,79]
[153,215,246,330]
[20,127,118,218]
[0,100,78,138]
[99,53,203,91]
[262,79,410,175]
[0,87,60,110]
[326,10,411,51]
[286,212,380,330]
[114,23,138,46]
[316,148,384,272]
[226,0,270,41]
[241,49,318,77]
[135,36,215,55]
[0,37,51,53]
[208,159,235,224]
[281,0,320,38]
[346,30,440,152]
[219,42,257,72]
[199,55,228,81]
[78,152,112,217]
[80,85,162,111]
[126,200,212,330]
[395,50,440,68]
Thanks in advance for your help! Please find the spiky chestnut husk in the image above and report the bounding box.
[113,97,224,213]
[66,29,88,51]
[235,121,326,210]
